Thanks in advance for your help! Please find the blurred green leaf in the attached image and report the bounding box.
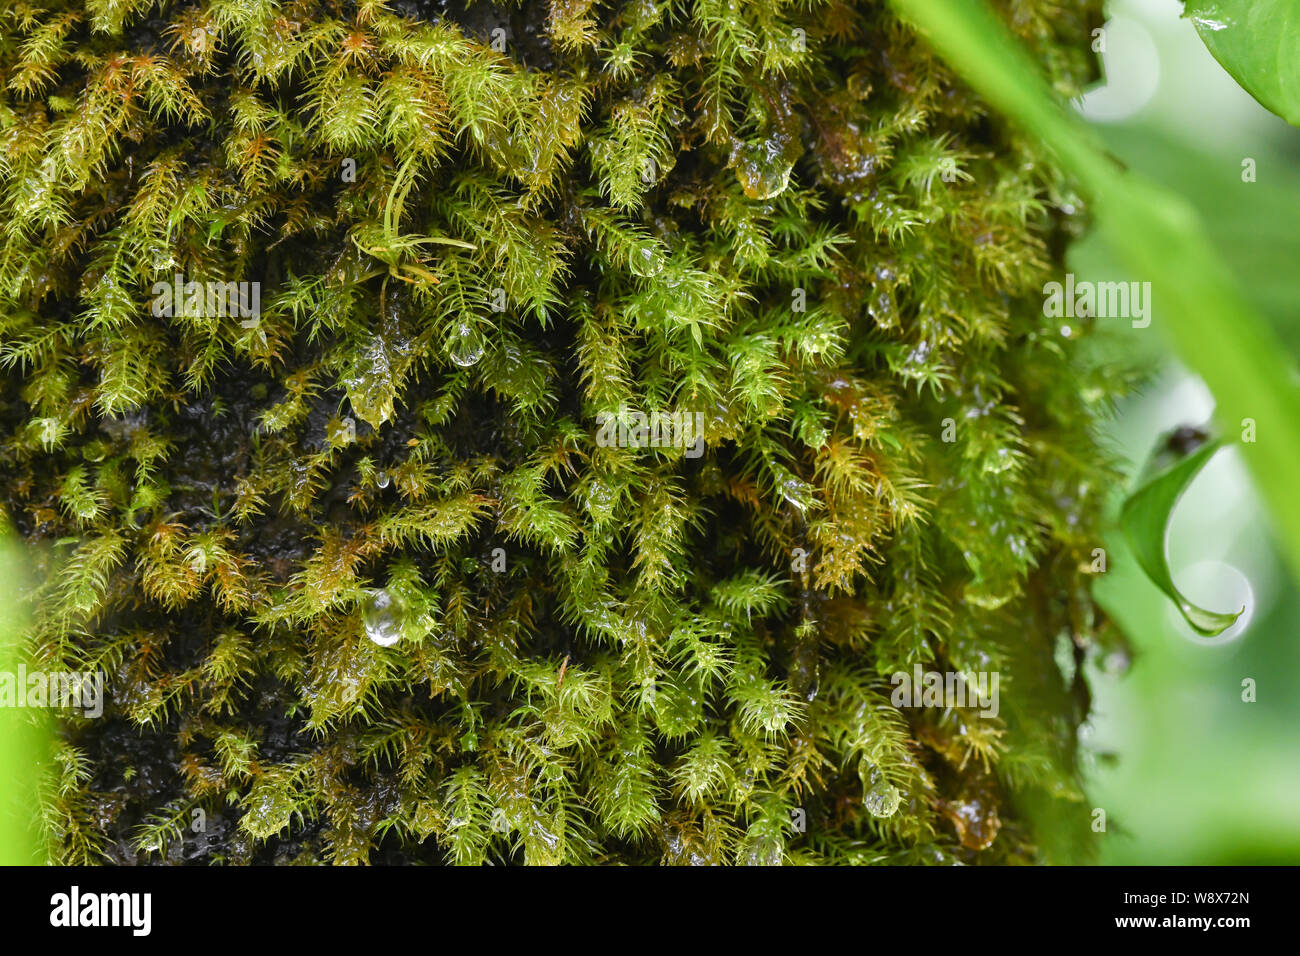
[1121,437,1243,635]
[890,0,1300,589]
[0,535,44,865]
[1185,1,1300,126]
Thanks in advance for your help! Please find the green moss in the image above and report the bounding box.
[0,0,1130,864]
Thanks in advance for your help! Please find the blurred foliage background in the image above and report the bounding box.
[0,537,45,865]
[1078,0,1300,864]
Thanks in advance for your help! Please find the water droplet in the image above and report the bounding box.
[584,479,618,522]
[1006,533,1030,558]
[790,639,821,702]
[740,832,783,866]
[778,475,815,512]
[868,290,897,328]
[1102,648,1131,675]
[733,138,796,200]
[862,764,901,818]
[904,339,931,367]
[363,588,405,646]
[984,447,1017,475]
[343,300,413,429]
[446,321,486,367]
[375,471,390,489]
[966,591,1012,611]
[628,241,663,278]
[942,787,1001,850]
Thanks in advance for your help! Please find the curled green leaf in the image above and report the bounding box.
[1185,1,1300,127]
[1121,435,1244,636]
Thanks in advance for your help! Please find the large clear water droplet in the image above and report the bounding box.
[733,138,796,200]
[863,764,901,818]
[363,588,405,646]
[343,296,413,429]
[344,333,399,429]
[628,241,663,278]
[446,321,486,367]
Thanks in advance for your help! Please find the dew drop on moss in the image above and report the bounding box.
[984,447,1017,475]
[243,793,292,841]
[628,241,663,278]
[943,787,1001,850]
[344,340,396,429]
[1102,648,1131,675]
[363,588,406,646]
[789,637,821,702]
[740,832,783,867]
[446,321,486,367]
[732,139,796,200]
[868,290,897,328]
[583,478,618,522]
[966,585,1012,611]
[862,763,901,818]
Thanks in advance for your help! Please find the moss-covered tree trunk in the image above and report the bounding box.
[0,0,1124,864]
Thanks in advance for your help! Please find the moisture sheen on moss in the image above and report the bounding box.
[0,0,1129,864]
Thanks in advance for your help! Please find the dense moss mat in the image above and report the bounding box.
[0,0,1131,864]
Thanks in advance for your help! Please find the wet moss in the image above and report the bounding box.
[1,0,1131,864]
